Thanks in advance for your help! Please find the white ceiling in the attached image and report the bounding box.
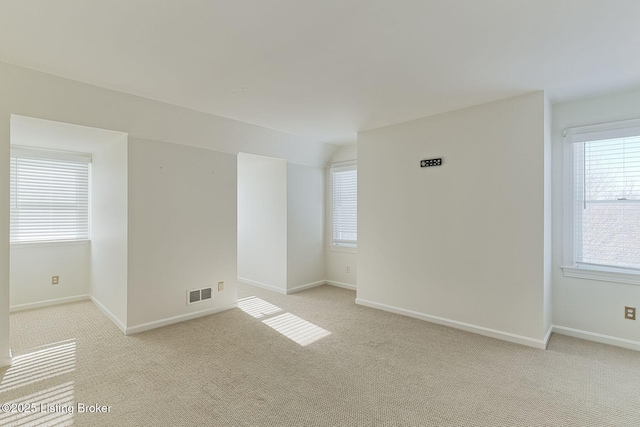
[1,1,639,145]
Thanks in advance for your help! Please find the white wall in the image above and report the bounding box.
[237,153,287,293]
[0,61,334,363]
[357,92,550,347]
[544,95,553,334]
[0,119,8,366]
[9,119,95,311]
[329,144,357,164]
[287,163,325,291]
[325,144,358,289]
[326,251,357,289]
[238,157,325,294]
[91,134,128,329]
[8,116,127,318]
[552,88,640,346]
[0,63,332,168]
[10,242,90,309]
[127,138,238,328]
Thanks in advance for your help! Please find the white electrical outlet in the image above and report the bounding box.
[52,276,59,285]
[218,281,224,291]
[346,266,350,273]
[625,306,636,320]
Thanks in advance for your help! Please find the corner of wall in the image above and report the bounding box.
[325,146,358,288]
[0,117,11,366]
[551,88,640,347]
[543,93,553,334]
[287,163,326,292]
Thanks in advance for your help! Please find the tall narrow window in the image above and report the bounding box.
[564,120,640,279]
[330,161,357,248]
[10,147,91,243]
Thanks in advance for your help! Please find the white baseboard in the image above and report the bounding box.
[287,280,325,294]
[10,294,90,312]
[90,296,127,334]
[543,325,553,349]
[237,277,287,294]
[552,325,640,352]
[126,303,238,335]
[325,280,356,291]
[355,298,548,349]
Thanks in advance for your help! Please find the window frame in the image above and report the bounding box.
[10,146,92,245]
[329,160,357,252]
[562,118,640,286]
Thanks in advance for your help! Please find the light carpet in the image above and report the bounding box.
[1,283,639,426]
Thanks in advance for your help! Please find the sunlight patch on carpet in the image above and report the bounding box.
[0,340,76,393]
[238,296,331,346]
[0,381,75,426]
[238,296,282,318]
[262,312,331,346]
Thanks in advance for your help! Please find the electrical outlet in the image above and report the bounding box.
[625,306,636,320]
[218,281,224,292]
[346,266,350,273]
[52,276,59,285]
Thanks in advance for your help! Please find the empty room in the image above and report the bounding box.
[1,1,640,426]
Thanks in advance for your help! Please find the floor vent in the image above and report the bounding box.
[187,287,214,305]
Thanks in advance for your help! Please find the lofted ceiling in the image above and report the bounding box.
[1,0,639,144]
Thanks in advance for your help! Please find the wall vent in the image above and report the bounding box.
[187,287,214,305]
[201,287,212,301]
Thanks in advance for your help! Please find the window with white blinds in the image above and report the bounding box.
[568,121,640,273]
[331,162,357,248]
[10,147,91,243]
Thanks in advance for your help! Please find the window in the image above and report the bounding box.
[330,161,357,248]
[563,119,640,284]
[10,147,91,243]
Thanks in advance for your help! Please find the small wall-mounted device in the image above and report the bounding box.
[187,287,213,305]
[625,306,636,320]
[420,158,442,167]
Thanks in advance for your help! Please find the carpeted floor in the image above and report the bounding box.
[1,283,639,426]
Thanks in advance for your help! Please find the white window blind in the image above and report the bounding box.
[572,129,640,271]
[10,147,91,243]
[331,162,357,247]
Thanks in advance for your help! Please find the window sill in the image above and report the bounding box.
[562,265,640,286]
[329,245,357,254]
[10,239,90,249]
